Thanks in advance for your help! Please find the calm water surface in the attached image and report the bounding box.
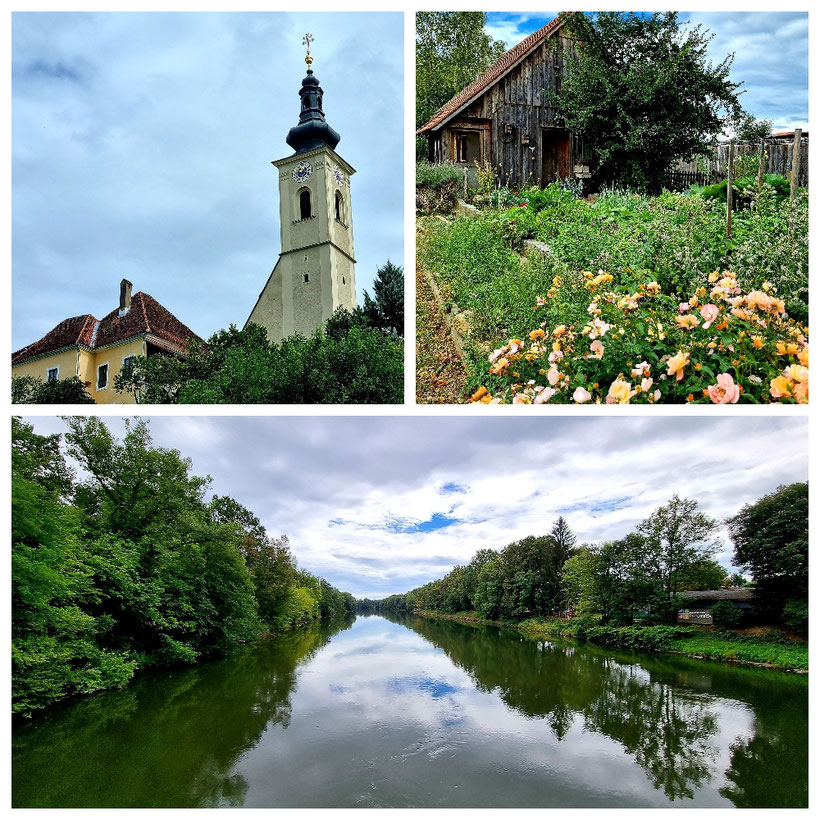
[12,614,807,808]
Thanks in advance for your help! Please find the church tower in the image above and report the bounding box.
[247,34,357,342]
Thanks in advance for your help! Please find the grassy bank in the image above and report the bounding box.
[413,610,807,673]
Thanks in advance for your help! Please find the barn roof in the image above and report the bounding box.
[418,14,571,134]
[681,588,755,602]
[12,291,201,366]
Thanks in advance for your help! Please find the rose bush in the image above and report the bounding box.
[471,268,808,404]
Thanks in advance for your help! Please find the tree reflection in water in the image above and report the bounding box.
[398,614,806,805]
[12,617,354,808]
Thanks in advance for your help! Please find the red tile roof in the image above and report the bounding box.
[94,292,200,351]
[12,292,200,366]
[11,314,97,365]
[418,14,571,134]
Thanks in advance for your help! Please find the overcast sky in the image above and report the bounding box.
[12,12,403,352]
[23,415,808,599]
[484,12,808,133]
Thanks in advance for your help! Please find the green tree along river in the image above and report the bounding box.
[12,614,807,808]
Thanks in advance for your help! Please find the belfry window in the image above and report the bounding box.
[299,190,311,220]
[335,191,343,222]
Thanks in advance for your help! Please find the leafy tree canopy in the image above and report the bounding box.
[12,375,95,404]
[554,11,744,192]
[115,309,403,405]
[727,482,808,618]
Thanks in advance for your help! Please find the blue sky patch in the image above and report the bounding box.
[440,482,468,495]
[386,512,461,534]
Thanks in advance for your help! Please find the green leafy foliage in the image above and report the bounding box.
[12,375,95,404]
[115,309,403,405]
[554,12,744,192]
[711,601,744,628]
[728,482,808,624]
[416,12,506,144]
[12,418,354,715]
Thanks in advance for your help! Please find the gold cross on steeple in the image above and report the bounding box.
[302,33,314,69]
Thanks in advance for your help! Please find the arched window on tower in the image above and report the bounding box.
[335,191,343,223]
[299,189,311,220]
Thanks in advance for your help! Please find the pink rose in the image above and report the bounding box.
[707,373,740,404]
[534,387,556,404]
[572,386,592,403]
[700,303,719,330]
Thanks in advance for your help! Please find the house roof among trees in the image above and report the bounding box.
[417,14,570,134]
[12,291,200,365]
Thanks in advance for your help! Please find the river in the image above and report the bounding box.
[12,614,807,808]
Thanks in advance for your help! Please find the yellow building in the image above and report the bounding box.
[12,279,200,404]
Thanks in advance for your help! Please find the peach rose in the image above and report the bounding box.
[666,351,690,381]
[769,376,792,399]
[534,386,556,404]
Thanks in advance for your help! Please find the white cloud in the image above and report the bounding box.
[23,416,809,599]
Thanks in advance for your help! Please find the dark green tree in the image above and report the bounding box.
[115,310,403,405]
[362,260,405,336]
[12,375,95,404]
[554,12,744,192]
[727,482,808,625]
[674,557,730,591]
[734,113,773,142]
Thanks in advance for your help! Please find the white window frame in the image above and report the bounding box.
[121,354,136,370]
[96,361,110,391]
[46,365,60,382]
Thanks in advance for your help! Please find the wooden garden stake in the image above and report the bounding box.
[726,139,734,239]
[790,128,802,200]
[756,137,766,194]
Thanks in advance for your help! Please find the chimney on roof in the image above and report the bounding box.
[119,279,132,316]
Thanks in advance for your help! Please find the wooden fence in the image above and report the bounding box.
[664,137,809,190]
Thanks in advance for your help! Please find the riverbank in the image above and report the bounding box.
[412,610,808,673]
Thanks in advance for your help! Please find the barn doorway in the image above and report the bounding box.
[541,129,571,185]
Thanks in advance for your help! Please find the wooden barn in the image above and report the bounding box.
[417,15,593,188]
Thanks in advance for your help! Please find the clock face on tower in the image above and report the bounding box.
[292,161,313,183]
[332,165,345,186]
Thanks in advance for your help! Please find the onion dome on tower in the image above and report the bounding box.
[285,33,341,154]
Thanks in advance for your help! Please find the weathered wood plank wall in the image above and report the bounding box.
[453,34,580,187]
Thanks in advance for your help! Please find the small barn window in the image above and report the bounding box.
[335,191,343,222]
[299,190,311,220]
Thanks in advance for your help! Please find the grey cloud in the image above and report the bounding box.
[21,415,808,598]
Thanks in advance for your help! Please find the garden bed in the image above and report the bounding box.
[417,183,808,404]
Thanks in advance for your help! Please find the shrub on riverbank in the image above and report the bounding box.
[503,615,806,671]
